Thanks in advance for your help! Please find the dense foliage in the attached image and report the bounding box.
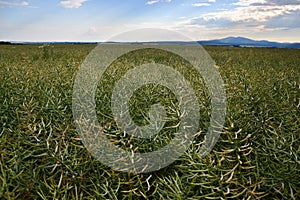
[0,44,299,199]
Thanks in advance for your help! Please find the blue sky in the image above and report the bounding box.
[0,0,299,42]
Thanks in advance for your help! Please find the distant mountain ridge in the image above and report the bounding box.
[2,37,300,49]
[197,36,300,49]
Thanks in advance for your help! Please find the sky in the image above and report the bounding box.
[0,0,300,42]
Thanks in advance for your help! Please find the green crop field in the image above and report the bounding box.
[0,44,299,199]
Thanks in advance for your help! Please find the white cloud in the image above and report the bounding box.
[146,0,159,5]
[193,4,300,23]
[59,0,87,8]
[233,0,267,6]
[233,0,300,6]
[192,3,210,7]
[146,0,171,5]
[0,1,29,6]
[180,1,300,38]
[191,0,216,7]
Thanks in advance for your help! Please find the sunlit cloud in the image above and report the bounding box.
[232,0,267,6]
[175,0,300,41]
[233,0,300,6]
[59,0,87,8]
[146,0,171,5]
[187,2,300,25]
[0,1,29,6]
[192,3,210,7]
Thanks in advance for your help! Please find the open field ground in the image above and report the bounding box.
[0,44,299,199]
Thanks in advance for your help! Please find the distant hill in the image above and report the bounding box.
[2,37,300,49]
[198,37,300,49]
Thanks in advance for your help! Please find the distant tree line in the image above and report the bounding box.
[0,41,24,45]
[0,41,12,45]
